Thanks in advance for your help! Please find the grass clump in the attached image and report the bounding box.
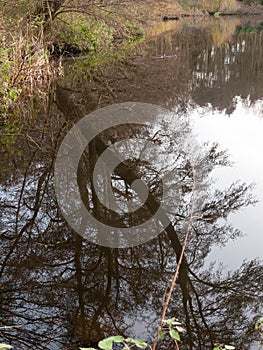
[0,13,55,150]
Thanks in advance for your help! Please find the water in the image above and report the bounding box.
[1,16,263,350]
[192,98,263,270]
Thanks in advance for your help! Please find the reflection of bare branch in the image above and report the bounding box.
[25,134,42,149]
[0,160,53,277]
[0,325,24,329]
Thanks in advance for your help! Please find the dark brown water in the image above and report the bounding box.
[1,16,263,350]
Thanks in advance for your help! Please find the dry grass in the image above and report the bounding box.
[197,0,241,12]
[0,15,59,121]
[178,0,240,12]
[8,28,53,86]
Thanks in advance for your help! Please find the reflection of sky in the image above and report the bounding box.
[191,97,263,270]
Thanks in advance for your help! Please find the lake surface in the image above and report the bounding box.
[1,16,263,350]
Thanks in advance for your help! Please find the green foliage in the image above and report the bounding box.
[49,12,144,74]
[0,344,12,350]
[0,118,22,152]
[169,329,180,341]
[124,338,148,348]
[98,336,125,350]
[0,44,22,118]
[78,317,263,350]
[79,318,186,350]
[54,15,115,53]
[0,1,144,121]
[52,10,144,59]
[158,318,185,344]
[79,335,148,350]
[213,345,235,350]
[255,317,263,331]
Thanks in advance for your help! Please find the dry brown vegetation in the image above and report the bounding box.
[197,0,241,12]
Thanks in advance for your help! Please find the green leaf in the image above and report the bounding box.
[125,338,147,348]
[0,345,12,350]
[125,337,134,343]
[213,347,220,350]
[163,318,180,326]
[98,338,114,350]
[163,317,175,323]
[133,339,148,349]
[169,329,180,341]
[80,348,97,350]
[159,332,165,340]
[110,336,124,343]
[255,317,263,330]
[214,12,221,17]
[225,346,235,350]
[175,326,185,333]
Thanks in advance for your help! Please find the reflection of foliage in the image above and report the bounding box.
[210,18,239,46]
[0,118,22,153]
[0,46,21,118]
[237,22,263,33]
[238,0,263,4]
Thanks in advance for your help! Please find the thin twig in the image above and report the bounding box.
[152,164,196,350]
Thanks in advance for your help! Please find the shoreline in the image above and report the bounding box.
[162,11,263,22]
[135,1,263,28]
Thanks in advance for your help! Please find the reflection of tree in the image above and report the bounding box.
[0,88,262,350]
[61,17,263,113]
[191,18,263,112]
